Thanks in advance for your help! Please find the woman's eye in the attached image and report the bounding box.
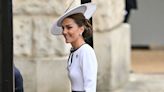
[67,27,72,30]
[62,26,64,30]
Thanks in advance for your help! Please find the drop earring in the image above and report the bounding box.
[80,32,82,36]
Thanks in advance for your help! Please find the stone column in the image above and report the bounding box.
[94,24,131,92]
[93,0,131,92]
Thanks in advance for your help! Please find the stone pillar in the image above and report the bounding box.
[93,0,131,92]
[94,24,131,92]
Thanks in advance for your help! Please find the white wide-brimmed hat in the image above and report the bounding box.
[50,3,96,35]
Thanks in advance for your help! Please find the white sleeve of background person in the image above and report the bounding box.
[80,45,98,92]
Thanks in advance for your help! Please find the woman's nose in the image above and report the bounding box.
[62,28,67,35]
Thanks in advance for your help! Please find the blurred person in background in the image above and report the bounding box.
[124,0,138,23]
[14,66,24,92]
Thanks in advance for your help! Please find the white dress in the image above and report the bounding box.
[67,44,98,92]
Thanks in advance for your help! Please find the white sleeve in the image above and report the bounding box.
[80,48,98,92]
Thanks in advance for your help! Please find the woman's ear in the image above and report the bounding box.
[79,26,84,33]
[78,26,84,36]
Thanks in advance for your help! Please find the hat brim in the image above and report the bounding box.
[51,3,96,35]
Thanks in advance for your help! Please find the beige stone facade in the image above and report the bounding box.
[13,0,130,92]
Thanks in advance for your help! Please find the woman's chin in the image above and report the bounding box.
[65,40,70,43]
[65,39,72,43]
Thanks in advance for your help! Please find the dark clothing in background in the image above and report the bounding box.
[125,0,138,10]
[14,66,24,92]
[124,0,138,23]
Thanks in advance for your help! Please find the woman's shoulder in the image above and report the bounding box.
[81,44,94,50]
[78,44,95,54]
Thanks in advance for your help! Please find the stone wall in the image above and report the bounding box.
[13,0,130,92]
[13,0,78,92]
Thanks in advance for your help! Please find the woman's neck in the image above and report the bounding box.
[71,38,85,49]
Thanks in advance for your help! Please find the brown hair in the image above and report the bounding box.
[66,13,93,40]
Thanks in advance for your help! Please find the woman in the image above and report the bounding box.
[51,3,97,92]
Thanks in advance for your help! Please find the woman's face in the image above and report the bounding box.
[62,18,83,43]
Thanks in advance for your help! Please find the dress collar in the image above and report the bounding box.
[70,43,86,53]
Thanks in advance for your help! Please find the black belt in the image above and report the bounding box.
[72,91,85,92]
